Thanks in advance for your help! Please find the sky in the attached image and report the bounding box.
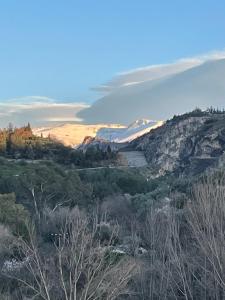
[0,0,225,126]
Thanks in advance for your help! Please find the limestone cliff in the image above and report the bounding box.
[131,110,225,176]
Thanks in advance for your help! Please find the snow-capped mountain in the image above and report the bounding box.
[96,119,163,143]
[33,119,162,147]
[33,123,125,146]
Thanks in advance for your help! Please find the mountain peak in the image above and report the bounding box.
[128,119,152,129]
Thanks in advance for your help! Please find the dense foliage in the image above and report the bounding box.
[0,124,117,167]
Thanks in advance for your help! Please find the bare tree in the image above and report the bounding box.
[167,208,194,300]
[187,176,225,299]
[134,204,195,300]
[7,208,136,300]
[132,207,172,300]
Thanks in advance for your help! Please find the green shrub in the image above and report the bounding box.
[0,193,29,237]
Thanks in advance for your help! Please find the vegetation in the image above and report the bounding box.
[0,124,117,167]
[171,107,225,122]
[0,193,29,237]
[1,119,225,299]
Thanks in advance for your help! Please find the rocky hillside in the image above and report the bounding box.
[130,109,225,176]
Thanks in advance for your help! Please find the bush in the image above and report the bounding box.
[0,193,29,237]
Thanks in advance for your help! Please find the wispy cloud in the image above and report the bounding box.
[0,96,89,128]
[93,50,225,92]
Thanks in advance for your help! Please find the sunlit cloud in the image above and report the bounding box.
[0,96,89,128]
[78,49,225,124]
[93,50,225,92]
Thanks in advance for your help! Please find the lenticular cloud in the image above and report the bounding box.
[0,96,89,127]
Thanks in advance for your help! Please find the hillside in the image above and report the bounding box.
[3,110,225,300]
[130,109,225,176]
[78,59,225,124]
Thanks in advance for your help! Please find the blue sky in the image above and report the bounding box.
[0,0,225,105]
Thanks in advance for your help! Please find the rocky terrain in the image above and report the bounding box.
[130,109,225,176]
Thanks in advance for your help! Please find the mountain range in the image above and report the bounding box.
[33,123,125,147]
[33,119,162,147]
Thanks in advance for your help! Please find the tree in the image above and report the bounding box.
[187,176,225,299]
[0,193,29,237]
[8,208,136,300]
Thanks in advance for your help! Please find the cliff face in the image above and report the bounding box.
[131,111,225,176]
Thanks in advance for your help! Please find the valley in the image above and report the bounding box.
[1,2,225,299]
[1,108,225,300]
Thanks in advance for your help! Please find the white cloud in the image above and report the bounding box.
[93,50,225,92]
[0,96,89,127]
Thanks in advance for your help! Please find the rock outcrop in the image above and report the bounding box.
[131,110,225,176]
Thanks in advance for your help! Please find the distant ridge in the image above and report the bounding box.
[33,119,162,147]
[96,119,163,143]
[33,123,125,147]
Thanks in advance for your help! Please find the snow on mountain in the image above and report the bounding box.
[33,123,125,147]
[96,119,163,143]
[33,119,161,148]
